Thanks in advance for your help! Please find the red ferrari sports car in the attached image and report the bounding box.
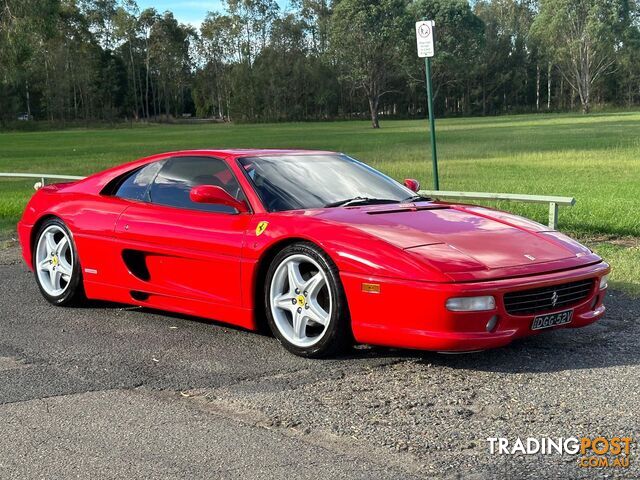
[18,149,609,357]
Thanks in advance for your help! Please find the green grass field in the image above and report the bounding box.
[1,112,639,292]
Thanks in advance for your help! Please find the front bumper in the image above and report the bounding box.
[17,220,34,270]
[341,262,610,352]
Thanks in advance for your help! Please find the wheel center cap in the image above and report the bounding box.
[51,255,59,267]
[296,295,306,307]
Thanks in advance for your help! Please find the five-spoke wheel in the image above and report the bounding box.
[33,219,84,305]
[265,242,351,357]
[270,253,332,348]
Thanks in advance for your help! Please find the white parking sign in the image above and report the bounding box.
[416,21,435,58]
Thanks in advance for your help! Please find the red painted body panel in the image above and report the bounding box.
[18,149,610,352]
[113,204,249,304]
[343,262,608,351]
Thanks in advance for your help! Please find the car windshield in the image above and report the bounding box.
[238,154,416,212]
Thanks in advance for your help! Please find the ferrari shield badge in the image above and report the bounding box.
[256,221,269,236]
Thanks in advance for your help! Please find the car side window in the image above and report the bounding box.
[148,156,246,214]
[114,161,165,202]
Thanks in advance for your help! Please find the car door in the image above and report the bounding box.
[113,156,252,314]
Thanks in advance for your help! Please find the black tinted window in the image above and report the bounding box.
[114,161,165,201]
[149,157,245,213]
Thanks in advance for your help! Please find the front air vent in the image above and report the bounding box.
[365,205,449,215]
[503,279,595,315]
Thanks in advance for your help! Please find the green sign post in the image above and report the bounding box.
[415,20,439,190]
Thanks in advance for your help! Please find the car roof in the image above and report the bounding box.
[70,149,342,196]
[164,149,337,159]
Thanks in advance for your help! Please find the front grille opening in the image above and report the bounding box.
[503,279,595,315]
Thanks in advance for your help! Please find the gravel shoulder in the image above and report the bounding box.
[1,245,638,479]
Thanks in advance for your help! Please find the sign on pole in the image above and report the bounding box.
[415,20,435,58]
[416,20,439,190]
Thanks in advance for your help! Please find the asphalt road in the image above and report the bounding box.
[1,244,639,479]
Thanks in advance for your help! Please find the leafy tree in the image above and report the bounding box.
[80,0,118,49]
[409,0,484,115]
[329,0,412,128]
[138,7,158,118]
[293,0,332,54]
[195,12,235,119]
[532,0,632,113]
[474,0,537,114]
[617,10,640,106]
[0,0,58,123]
[149,12,195,118]
[2,0,640,125]
[114,0,143,118]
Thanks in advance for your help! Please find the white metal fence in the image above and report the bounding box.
[0,172,86,190]
[418,190,575,230]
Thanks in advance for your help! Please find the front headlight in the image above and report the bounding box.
[446,296,496,312]
[599,274,609,290]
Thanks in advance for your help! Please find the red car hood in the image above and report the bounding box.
[311,203,600,281]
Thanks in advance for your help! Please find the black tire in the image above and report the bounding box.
[264,241,352,358]
[32,218,86,306]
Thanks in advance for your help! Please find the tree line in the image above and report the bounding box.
[1,0,639,128]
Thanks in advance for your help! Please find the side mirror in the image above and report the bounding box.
[190,185,249,213]
[403,178,420,193]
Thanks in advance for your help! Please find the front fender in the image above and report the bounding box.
[244,213,450,283]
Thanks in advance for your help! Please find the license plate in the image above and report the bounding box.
[531,309,574,331]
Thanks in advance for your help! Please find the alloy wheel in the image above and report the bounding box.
[35,224,74,297]
[269,253,333,348]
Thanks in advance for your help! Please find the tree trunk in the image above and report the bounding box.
[536,63,540,111]
[547,62,552,110]
[368,95,380,128]
[582,79,590,114]
[128,42,139,120]
[26,79,31,118]
[44,56,53,122]
[576,69,590,114]
[145,47,151,119]
[72,77,78,119]
[482,78,487,115]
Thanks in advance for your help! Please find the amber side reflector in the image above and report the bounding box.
[362,283,381,294]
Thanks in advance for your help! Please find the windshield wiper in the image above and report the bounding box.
[324,197,401,208]
[402,194,429,202]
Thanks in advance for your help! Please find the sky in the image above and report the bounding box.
[136,1,290,28]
